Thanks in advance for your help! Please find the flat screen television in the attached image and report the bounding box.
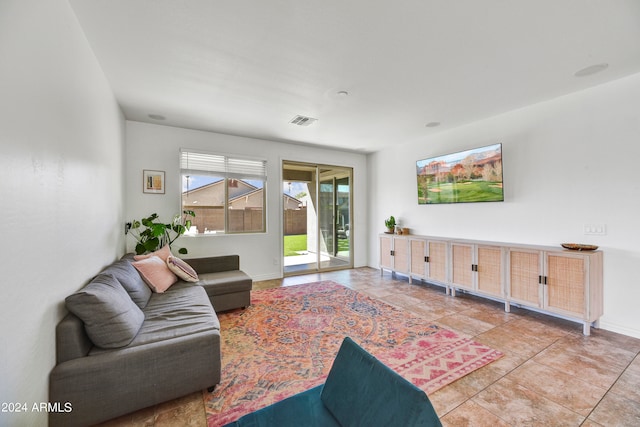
[416,143,503,204]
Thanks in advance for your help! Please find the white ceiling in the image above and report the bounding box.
[68,0,640,153]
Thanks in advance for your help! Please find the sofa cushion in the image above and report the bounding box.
[102,255,152,308]
[90,283,219,354]
[65,273,144,349]
[132,256,178,293]
[133,244,171,262]
[167,255,199,282]
[184,255,239,274]
[196,271,252,297]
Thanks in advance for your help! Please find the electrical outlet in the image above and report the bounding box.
[584,224,607,235]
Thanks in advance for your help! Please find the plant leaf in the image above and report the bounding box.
[144,238,160,252]
[151,223,167,237]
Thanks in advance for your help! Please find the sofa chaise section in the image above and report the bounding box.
[186,255,252,312]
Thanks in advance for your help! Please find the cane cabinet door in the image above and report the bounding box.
[410,238,426,278]
[426,240,448,284]
[476,246,503,298]
[392,237,410,274]
[379,235,393,271]
[544,250,603,333]
[545,252,586,318]
[507,248,543,308]
[451,243,474,290]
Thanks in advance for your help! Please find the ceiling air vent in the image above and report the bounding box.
[290,115,318,126]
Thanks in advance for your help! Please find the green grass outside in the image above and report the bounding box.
[338,238,349,253]
[284,234,350,256]
[284,234,307,256]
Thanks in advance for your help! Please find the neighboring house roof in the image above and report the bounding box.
[183,179,303,209]
[229,188,263,209]
[284,194,303,209]
[183,179,258,206]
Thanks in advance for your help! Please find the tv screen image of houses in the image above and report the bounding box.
[416,143,503,204]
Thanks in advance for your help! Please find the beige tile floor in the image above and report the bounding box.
[100,267,640,426]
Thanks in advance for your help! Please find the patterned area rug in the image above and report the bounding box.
[205,281,502,426]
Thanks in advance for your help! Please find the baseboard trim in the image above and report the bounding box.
[599,320,640,339]
[250,272,282,282]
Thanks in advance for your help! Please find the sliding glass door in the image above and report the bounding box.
[283,161,352,275]
[318,168,351,269]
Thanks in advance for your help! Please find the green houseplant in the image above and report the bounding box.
[127,210,195,255]
[384,216,396,233]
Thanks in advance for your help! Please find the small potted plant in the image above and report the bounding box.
[384,216,396,233]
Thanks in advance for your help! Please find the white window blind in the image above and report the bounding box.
[180,149,267,180]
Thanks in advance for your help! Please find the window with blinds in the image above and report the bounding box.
[180,149,267,234]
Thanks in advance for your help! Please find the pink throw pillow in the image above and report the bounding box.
[132,256,178,293]
[166,256,199,282]
[133,244,172,262]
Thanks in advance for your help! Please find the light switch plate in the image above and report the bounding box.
[584,224,607,235]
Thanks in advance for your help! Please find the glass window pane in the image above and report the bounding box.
[228,178,264,233]
[182,174,225,234]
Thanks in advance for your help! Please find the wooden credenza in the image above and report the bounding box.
[379,234,603,335]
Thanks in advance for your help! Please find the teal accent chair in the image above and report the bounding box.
[225,337,442,427]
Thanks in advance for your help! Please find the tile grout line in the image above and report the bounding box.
[578,347,640,425]
[464,327,581,426]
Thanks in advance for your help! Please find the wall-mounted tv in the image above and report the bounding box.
[416,143,503,204]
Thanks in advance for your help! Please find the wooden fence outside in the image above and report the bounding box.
[188,206,306,235]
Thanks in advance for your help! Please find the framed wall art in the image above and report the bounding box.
[143,170,165,194]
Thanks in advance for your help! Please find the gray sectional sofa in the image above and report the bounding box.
[49,253,252,427]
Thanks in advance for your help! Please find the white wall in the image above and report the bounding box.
[368,73,640,338]
[125,121,368,280]
[0,0,125,425]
